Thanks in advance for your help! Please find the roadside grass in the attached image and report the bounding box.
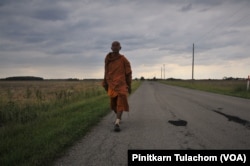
[160,79,250,99]
[0,80,141,166]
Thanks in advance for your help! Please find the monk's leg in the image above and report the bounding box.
[114,101,122,125]
[114,95,129,131]
[116,111,123,120]
[114,95,128,125]
[115,111,123,125]
[114,111,122,132]
[110,96,118,113]
[111,96,120,127]
[117,94,129,112]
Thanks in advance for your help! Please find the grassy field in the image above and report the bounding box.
[161,79,250,99]
[0,80,141,166]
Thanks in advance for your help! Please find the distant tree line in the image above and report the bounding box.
[2,76,44,81]
[0,77,102,81]
[223,77,246,80]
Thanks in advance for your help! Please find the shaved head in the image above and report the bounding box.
[112,41,121,46]
[111,41,121,53]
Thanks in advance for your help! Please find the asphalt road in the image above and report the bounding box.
[55,81,250,166]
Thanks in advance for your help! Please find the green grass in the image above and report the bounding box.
[0,80,141,166]
[0,95,109,166]
[161,80,250,99]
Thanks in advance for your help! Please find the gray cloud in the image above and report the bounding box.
[181,3,193,12]
[33,8,68,21]
[0,0,250,79]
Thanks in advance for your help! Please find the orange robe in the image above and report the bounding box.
[102,53,132,112]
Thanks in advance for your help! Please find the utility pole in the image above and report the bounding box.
[192,43,194,80]
[163,64,165,80]
[161,67,162,79]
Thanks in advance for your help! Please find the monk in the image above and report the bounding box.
[102,41,132,132]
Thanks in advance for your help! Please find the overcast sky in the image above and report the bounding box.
[0,0,249,79]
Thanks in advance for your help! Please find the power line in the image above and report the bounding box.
[194,1,249,43]
[227,12,250,28]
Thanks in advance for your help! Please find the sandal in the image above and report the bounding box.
[114,124,120,132]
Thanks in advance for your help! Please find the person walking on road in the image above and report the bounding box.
[102,41,132,132]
